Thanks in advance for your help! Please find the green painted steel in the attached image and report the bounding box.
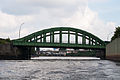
[12,27,106,49]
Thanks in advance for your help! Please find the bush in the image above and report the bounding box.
[0,38,11,44]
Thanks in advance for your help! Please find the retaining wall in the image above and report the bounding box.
[106,38,120,61]
[0,43,30,60]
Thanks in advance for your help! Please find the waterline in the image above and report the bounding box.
[31,56,100,60]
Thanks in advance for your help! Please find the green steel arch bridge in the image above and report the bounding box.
[12,27,106,49]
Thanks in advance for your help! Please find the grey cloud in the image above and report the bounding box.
[0,0,114,40]
[0,0,86,15]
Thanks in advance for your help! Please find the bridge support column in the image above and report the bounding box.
[74,48,79,53]
[14,46,34,60]
[59,48,66,51]
[36,47,40,54]
[95,49,106,60]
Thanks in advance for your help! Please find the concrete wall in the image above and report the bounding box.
[106,38,120,61]
[0,43,31,60]
[0,43,22,59]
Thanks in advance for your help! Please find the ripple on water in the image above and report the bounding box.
[0,59,120,80]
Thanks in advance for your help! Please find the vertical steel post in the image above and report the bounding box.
[95,40,97,45]
[76,32,78,44]
[68,31,70,43]
[60,31,62,43]
[82,35,86,44]
[35,35,37,42]
[43,33,46,43]
[92,38,94,45]
[52,32,54,43]
[89,37,91,45]
[34,33,36,42]
[50,32,52,43]
[40,35,42,42]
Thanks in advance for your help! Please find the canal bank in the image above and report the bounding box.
[0,43,32,60]
[0,43,18,59]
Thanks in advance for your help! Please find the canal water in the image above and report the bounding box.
[0,57,120,80]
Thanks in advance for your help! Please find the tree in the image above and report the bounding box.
[111,26,120,41]
[5,38,11,42]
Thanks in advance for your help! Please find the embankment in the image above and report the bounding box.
[0,44,20,59]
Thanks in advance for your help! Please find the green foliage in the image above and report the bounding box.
[6,38,11,42]
[0,38,11,44]
[111,26,120,41]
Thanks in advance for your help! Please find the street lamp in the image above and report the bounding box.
[19,23,24,38]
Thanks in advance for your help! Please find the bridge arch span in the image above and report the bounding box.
[13,27,105,49]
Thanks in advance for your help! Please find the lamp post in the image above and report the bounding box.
[19,23,24,38]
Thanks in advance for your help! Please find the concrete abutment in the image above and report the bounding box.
[0,43,33,60]
[106,38,120,61]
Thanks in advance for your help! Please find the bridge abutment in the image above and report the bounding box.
[15,46,31,59]
[106,38,120,61]
[0,44,32,60]
[14,46,36,60]
[95,50,106,60]
[0,43,35,60]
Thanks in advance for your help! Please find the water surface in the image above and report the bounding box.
[0,57,120,80]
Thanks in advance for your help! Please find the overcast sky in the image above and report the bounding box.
[0,0,119,41]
